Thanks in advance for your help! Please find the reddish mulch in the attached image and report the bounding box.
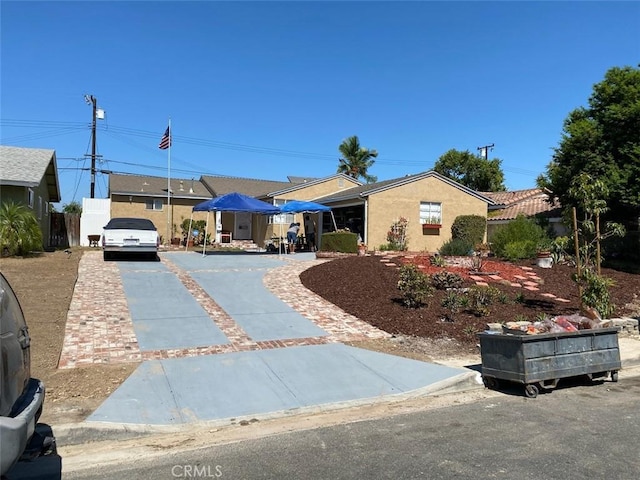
[300,255,640,348]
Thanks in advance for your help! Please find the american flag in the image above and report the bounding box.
[158,126,171,150]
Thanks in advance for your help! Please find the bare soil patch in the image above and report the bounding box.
[0,249,136,424]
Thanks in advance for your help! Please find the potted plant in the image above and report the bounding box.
[536,238,553,268]
[357,243,367,256]
[422,216,441,229]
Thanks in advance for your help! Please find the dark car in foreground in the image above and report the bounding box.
[102,217,160,260]
[0,273,48,476]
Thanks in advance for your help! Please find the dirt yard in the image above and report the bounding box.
[0,249,137,424]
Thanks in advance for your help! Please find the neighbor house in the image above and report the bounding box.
[316,171,496,252]
[0,145,61,247]
[482,188,566,238]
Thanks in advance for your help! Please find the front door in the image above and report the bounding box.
[234,212,252,240]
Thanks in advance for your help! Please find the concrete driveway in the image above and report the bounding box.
[60,251,477,426]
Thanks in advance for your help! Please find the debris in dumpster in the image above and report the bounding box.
[502,312,604,335]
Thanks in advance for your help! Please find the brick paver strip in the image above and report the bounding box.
[555,298,572,303]
[59,251,141,368]
[540,293,557,298]
[524,286,540,291]
[469,275,484,281]
[509,283,522,288]
[488,275,503,281]
[521,266,533,271]
[475,281,489,287]
[513,275,528,280]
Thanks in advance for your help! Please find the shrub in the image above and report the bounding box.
[502,240,537,261]
[320,231,358,253]
[490,214,545,259]
[451,215,486,245]
[386,217,409,251]
[397,264,433,308]
[438,238,473,256]
[432,271,464,290]
[441,291,464,321]
[0,201,43,256]
[575,269,615,318]
[467,285,501,317]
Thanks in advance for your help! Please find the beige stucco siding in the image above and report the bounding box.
[276,177,359,202]
[111,195,209,240]
[366,177,487,252]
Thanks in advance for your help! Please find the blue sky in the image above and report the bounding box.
[1,1,638,206]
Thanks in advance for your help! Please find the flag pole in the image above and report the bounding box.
[166,119,172,246]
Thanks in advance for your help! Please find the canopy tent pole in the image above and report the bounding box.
[202,211,210,257]
[330,211,337,231]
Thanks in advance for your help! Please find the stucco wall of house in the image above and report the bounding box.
[366,177,488,252]
[110,194,209,241]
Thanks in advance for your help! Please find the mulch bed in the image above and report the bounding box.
[300,255,640,347]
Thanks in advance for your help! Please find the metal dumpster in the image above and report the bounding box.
[478,327,621,398]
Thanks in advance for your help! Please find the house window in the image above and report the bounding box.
[28,188,34,208]
[420,202,442,225]
[268,199,294,225]
[38,196,43,219]
[145,199,163,211]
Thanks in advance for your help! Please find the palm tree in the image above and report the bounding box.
[337,135,378,183]
[0,201,43,256]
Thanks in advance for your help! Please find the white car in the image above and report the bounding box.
[102,217,160,261]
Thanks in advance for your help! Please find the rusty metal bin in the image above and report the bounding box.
[478,327,621,398]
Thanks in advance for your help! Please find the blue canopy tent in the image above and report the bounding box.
[277,200,336,254]
[189,192,280,255]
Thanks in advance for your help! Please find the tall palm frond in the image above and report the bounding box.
[0,201,43,256]
[337,135,378,183]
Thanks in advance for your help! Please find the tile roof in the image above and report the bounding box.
[483,188,562,221]
[109,173,211,199]
[0,145,60,201]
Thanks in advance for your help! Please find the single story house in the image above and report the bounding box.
[482,188,567,238]
[315,171,496,252]
[0,145,61,247]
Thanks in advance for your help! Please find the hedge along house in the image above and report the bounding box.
[0,145,61,247]
[108,173,212,243]
[482,188,567,239]
[317,171,496,252]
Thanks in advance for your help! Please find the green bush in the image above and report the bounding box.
[0,201,43,256]
[451,215,486,245]
[467,285,501,317]
[502,240,537,261]
[320,231,358,253]
[397,264,433,308]
[432,271,464,290]
[489,214,545,259]
[438,238,473,256]
[575,269,615,318]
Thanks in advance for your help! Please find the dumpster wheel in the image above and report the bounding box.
[524,384,539,398]
[482,376,499,390]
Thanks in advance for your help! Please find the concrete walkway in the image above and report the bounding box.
[60,251,475,426]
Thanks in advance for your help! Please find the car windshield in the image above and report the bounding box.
[104,218,157,230]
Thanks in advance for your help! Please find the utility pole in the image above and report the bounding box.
[477,143,494,160]
[85,95,98,198]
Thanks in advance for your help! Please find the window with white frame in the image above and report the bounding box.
[420,202,442,225]
[145,199,163,210]
[268,199,294,225]
[28,188,34,208]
